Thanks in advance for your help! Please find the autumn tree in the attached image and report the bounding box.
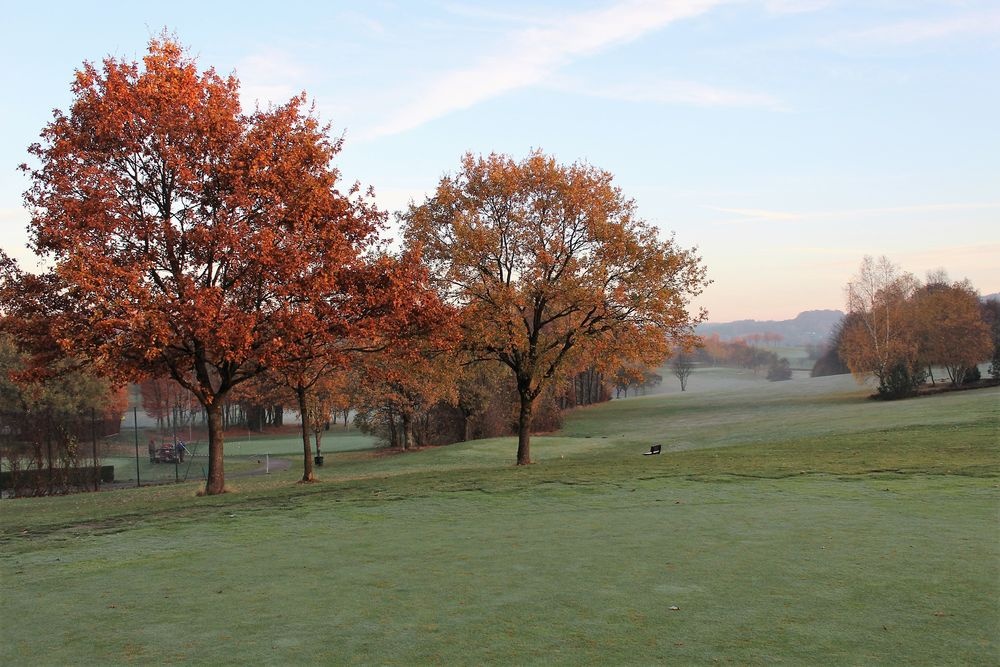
[982,298,1000,381]
[17,36,388,494]
[300,372,351,461]
[403,151,708,464]
[911,279,991,385]
[839,257,993,397]
[454,362,507,442]
[268,249,448,481]
[840,256,922,396]
[140,377,199,432]
[351,319,459,451]
[670,351,695,391]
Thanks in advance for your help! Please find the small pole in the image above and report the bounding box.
[133,407,141,488]
[173,420,179,483]
[266,453,270,475]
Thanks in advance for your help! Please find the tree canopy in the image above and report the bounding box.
[403,151,709,464]
[840,257,992,397]
[15,36,409,494]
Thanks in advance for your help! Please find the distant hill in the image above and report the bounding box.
[697,310,844,346]
[983,292,1000,302]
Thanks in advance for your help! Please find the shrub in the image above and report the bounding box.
[962,365,981,384]
[876,363,926,399]
[767,358,793,381]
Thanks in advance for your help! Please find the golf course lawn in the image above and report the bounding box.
[1,372,997,665]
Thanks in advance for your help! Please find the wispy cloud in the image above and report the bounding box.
[762,0,834,15]
[365,0,732,139]
[553,76,786,110]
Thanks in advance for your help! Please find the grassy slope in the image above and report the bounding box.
[1,372,997,665]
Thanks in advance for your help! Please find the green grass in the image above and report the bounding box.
[218,427,377,457]
[1,371,997,665]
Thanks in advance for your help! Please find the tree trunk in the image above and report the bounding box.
[296,386,315,482]
[460,410,472,442]
[204,403,226,495]
[400,411,413,450]
[387,410,398,448]
[516,395,532,465]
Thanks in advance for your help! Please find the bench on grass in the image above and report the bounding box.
[643,444,662,456]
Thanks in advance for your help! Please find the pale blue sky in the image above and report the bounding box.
[2,0,997,321]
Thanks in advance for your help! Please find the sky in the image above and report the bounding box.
[1,0,997,322]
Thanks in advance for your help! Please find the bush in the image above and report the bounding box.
[767,358,792,381]
[962,365,981,384]
[876,363,926,399]
[811,347,849,377]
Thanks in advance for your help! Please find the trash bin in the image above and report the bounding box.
[314,455,324,467]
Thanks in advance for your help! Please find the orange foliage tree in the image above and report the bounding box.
[268,249,450,481]
[139,377,199,432]
[350,308,459,451]
[839,258,992,396]
[403,151,709,464]
[17,37,388,494]
[840,256,921,394]
[910,279,991,385]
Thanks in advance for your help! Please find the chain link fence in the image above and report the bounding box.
[1,407,205,498]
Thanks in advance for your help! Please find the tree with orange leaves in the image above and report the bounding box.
[17,36,387,494]
[268,248,450,481]
[910,278,991,386]
[840,256,922,397]
[403,151,709,464]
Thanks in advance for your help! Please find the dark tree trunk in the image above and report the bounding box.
[296,386,315,482]
[246,404,263,432]
[516,394,532,465]
[204,403,226,495]
[384,409,398,448]
[400,411,413,450]
[460,410,472,442]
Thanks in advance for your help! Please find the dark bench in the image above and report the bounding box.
[643,444,662,456]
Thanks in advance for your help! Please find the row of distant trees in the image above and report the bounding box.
[812,257,997,398]
[0,37,708,496]
[692,335,793,380]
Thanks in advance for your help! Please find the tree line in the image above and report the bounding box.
[811,257,997,398]
[691,335,793,381]
[0,37,708,495]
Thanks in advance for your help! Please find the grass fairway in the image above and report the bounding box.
[1,373,997,664]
